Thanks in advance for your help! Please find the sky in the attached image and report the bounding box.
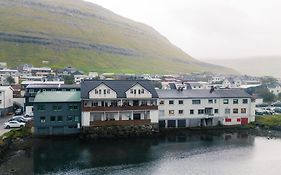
[85,0,281,60]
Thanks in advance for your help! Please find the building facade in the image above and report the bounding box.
[0,86,14,117]
[24,84,80,116]
[81,80,159,128]
[33,91,81,135]
[157,88,255,128]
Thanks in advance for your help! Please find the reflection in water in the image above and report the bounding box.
[31,131,255,174]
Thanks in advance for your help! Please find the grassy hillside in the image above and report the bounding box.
[0,0,235,74]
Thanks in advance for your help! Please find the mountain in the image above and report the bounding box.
[0,0,235,74]
[205,57,281,78]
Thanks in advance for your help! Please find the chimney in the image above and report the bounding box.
[210,86,215,93]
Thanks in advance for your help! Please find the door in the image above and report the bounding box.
[241,118,248,125]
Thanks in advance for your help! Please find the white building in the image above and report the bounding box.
[267,84,281,96]
[0,86,14,117]
[81,80,159,128]
[157,88,255,128]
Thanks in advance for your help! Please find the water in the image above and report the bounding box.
[1,131,281,175]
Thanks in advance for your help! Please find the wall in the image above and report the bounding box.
[89,83,117,99]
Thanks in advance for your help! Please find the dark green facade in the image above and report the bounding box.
[34,102,81,135]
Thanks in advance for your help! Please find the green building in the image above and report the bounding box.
[33,91,81,135]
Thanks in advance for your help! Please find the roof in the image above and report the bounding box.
[156,89,252,99]
[81,80,158,99]
[34,91,81,103]
[26,84,80,89]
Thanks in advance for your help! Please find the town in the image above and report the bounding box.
[1,61,280,137]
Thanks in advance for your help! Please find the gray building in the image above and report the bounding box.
[33,91,81,135]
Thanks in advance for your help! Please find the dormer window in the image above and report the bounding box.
[99,89,101,94]
[95,89,98,94]
[130,89,133,94]
[107,89,110,94]
[134,89,136,94]
[103,89,106,94]
[138,89,141,94]
[141,89,144,94]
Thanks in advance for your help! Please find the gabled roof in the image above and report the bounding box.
[81,80,158,99]
[34,91,81,103]
[156,88,252,99]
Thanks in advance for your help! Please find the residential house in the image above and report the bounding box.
[24,84,80,116]
[33,91,81,135]
[80,80,159,129]
[157,88,255,128]
[0,86,14,117]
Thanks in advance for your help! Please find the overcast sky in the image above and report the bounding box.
[86,0,281,60]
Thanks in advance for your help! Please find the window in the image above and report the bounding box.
[138,89,141,94]
[179,100,184,104]
[130,89,133,94]
[190,109,194,114]
[198,109,204,114]
[53,105,62,111]
[103,89,106,94]
[214,109,219,114]
[29,89,34,93]
[134,89,136,94]
[73,105,78,110]
[67,116,73,121]
[225,108,230,114]
[107,89,110,94]
[37,105,45,111]
[214,99,217,103]
[159,100,164,105]
[69,105,73,110]
[223,99,229,104]
[233,108,239,114]
[237,118,241,122]
[192,100,201,104]
[169,100,174,105]
[241,108,246,113]
[95,89,98,94]
[74,116,79,122]
[169,110,174,115]
[99,89,101,94]
[141,89,144,94]
[208,99,213,104]
[225,118,232,122]
[40,116,46,123]
[179,110,184,114]
[0,100,2,105]
[50,116,56,122]
[57,116,63,122]
[233,99,239,104]
[29,97,35,102]
[243,99,248,104]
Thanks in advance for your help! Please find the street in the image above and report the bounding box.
[0,115,13,136]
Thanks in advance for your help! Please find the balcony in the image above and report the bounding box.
[90,119,151,127]
[83,105,158,112]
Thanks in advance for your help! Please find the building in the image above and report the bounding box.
[157,88,255,128]
[33,91,81,135]
[24,84,80,116]
[30,67,53,77]
[0,86,14,117]
[80,80,159,128]
[267,84,281,96]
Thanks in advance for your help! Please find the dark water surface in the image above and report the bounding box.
[1,131,281,175]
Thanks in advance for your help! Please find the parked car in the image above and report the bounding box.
[15,108,23,115]
[11,115,32,122]
[4,120,26,129]
[255,108,265,115]
[274,107,281,113]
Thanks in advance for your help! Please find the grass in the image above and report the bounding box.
[254,115,281,128]
[1,127,31,142]
[0,0,234,74]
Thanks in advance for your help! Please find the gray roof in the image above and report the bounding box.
[81,80,158,99]
[156,89,252,99]
[26,84,80,89]
[34,91,81,103]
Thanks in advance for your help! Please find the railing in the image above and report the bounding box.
[90,119,151,127]
[83,105,158,112]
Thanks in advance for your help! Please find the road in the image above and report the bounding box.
[0,115,13,136]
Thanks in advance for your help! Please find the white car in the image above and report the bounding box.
[12,115,32,122]
[4,120,26,129]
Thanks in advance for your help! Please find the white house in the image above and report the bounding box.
[157,88,255,128]
[0,86,14,117]
[80,80,159,129]
[267,84,281,96]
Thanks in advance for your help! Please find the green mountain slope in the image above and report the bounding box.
[0,0,235,74]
